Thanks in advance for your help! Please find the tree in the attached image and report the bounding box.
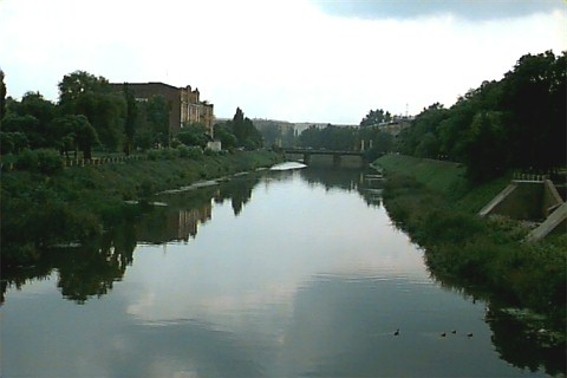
[229,108,262,149]
[502,50,566,171]
[3,92,56,148]
[232,107,246,143]
[58,71,109,106]
[123,84,138,155]
[360,108,392,127]
[177,123,210,148]
[465,111,510,182]
[2,114,42,147]
[58,71,126,152]
[50,115,99,160]
[74,116,98,160]
[213,122,237,150]
[145,95,170,147]
[0,131,28,154]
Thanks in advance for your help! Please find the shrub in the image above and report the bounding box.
[36,149,64,175]
[14,149,39,171]
[204,148,219,157]
[147,149,159,161]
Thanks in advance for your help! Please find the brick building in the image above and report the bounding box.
[110,82,215,137]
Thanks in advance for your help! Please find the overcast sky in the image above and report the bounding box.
[1,0,565,124]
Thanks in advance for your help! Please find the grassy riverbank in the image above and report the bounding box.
[375,155,566,333]
[1,150,281,265]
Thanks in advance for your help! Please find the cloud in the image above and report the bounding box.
[311,0,564,21]
[0,0,565,123]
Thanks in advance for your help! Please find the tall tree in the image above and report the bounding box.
[144,95,170,147]
[58,71,109,106]
[232,107,245,143]
[58,70,126,152]
[122,84,138,155]
[502,50,566,170]
[230,108,262,149]
[50,114,99,160]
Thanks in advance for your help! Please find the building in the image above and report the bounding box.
[110,82,215,137]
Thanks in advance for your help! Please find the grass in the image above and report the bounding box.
[375,154,566,339]
[377,154,512,212]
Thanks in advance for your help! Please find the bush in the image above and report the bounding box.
[13,148,63,175]
[14,149,39,171]
[147,149,159,161]
[204,148,220,157]
[36,149,64,175]
[177,145,203,159]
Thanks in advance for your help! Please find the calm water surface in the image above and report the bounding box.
[1,164,551,377]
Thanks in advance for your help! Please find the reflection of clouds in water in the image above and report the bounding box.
[2,169,537,377]
[124,178,429,333]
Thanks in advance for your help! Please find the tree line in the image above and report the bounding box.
[0,70,265,166]
[396,50,565,182]
[293,118,396,161]
[286,50,565,183]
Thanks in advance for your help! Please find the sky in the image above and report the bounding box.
[0,0,565,124]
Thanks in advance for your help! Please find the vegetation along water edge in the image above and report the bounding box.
[374,154,566,350]
[1,149,281,267]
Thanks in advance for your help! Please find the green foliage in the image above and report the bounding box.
[2,151,281,266]
[299,124,358,150]
[177,145,203,159]
[177,123,209,148]
[465,111,510,182]
[360,108,392,127]
[58,71,126,152]
[144,95,170,146]
[14,148,64,175]
[395,51,566,179]
[2,113,44,148]
[214,122,238,150]
[13,149,39,171]
[122,84,138,155]
[377,154,566,330]
[50,114,99,160]
[228,107,263,149]
[0,131,28,154]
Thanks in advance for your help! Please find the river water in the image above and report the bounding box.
[1,163,555,377]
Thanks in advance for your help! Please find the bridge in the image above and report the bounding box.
[282,148,367,168]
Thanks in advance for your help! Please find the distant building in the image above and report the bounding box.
[110,82,215,137]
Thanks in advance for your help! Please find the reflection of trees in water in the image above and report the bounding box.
[486,307,565,376]
[1,264,53,305]
[426,266,565,376]
[1,226,137,305]
[298,168,382,208]
[214,176,260,216]
[300,167,360,191]
[1,175,263,304]
[54,227,136,304]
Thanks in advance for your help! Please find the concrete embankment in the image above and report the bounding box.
[479,178,565,240]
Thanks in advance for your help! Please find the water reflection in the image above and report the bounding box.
[1,174,262,305]
[299,167,383,207]
[1,166,560,377]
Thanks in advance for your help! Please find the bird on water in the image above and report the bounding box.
[394,328,400,336]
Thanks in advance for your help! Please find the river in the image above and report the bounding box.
[0,163,557,377]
